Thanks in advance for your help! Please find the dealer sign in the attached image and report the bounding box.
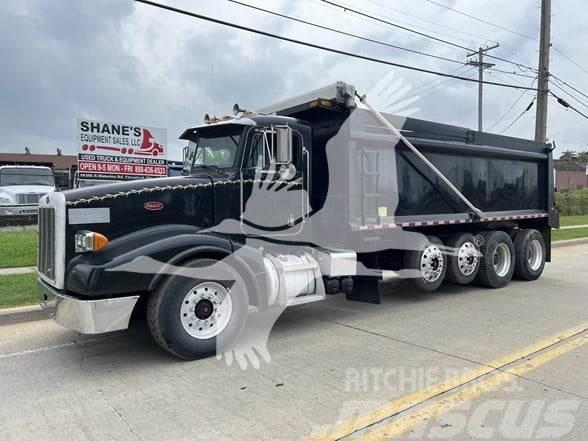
[77,119,168,180]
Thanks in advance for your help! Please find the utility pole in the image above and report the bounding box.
[467,43,499,132]
[535,0,552,143]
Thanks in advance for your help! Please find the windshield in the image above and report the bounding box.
[0,168,55,186]
[184,127,242,172]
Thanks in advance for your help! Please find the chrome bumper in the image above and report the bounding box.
[38,277,139,334]
[0,205,39,216]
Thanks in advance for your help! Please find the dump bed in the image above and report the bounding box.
[261,82,557,232]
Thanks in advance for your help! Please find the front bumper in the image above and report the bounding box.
[38,277,139,334]
[0,204,38,216]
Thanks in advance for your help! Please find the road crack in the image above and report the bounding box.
[79,344,144,441]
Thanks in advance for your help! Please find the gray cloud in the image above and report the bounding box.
[0,0,586,159]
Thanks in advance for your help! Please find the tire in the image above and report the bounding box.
[476,231,515,288]
[514,229,546,281]
[147,258,249,360]
[445,233,480,285]
[404,236,447,292]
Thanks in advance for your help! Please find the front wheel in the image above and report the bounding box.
[147,258,249,360]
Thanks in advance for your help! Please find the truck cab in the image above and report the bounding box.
[179,114,312,234]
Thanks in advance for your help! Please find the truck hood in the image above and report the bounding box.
[0,185,55,196]
[64,176,212,205]
[58,175,217,263]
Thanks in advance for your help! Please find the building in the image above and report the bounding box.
[0,152,77,169]
[554,161,587,191]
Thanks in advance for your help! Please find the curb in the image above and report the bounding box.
[0,304,49,326]
[552,237,588,248]
[0,266,36,276]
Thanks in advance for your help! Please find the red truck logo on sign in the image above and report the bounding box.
[138,129,164,156]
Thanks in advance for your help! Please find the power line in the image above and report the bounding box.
[225,0,464,65]
[406,65,470,97]
[405,66,477,101]
[414,68,479,101]
[133,0,537,91]
[321,0,539,73]
[484,53,536,72]
[550,91,588,120]
[500,98,536,134]
[319,0,473,52]
[552,46,588,77]
[489,68,537,80]
[362,0,496,46]
[489,77,537,131]
[550,74,588,101]
[550,82,588,112]
[422,0,538,41]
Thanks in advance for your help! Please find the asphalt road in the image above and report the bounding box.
[1,244,587,441]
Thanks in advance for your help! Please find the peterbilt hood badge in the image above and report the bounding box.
[144,201,164,211]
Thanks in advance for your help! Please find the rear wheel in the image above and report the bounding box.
[445,233,480,285]
[514,229,546,281]
[404,236,447,292]
[476,231,515,288]
[147,258,248,360]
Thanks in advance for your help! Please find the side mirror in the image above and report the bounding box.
[275,126,292,164]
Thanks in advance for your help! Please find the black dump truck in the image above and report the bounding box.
[38,81,558,359]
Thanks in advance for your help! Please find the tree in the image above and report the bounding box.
[577,151,588,164]
[559,150,578,161]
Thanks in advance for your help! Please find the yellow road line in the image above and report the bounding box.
[359,333,588,440]
[308,323,588,441]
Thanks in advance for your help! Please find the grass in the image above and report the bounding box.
[0,231,37,268]
[560,215,588,227]
[552,227,588,242]
[0,273,37,308]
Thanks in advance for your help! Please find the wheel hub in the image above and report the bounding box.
[195,299,214,320]
[420,245,444,282]
[457,242,478,276]
[493,243,511,278]
[527,239,543,271]
[180,281,233,340]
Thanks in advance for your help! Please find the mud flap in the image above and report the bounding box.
[345,276,382,304]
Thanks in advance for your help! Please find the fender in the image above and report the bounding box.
[65,225,266,303]
[148,244,266,310]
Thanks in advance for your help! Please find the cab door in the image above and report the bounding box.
[240,126,308,237]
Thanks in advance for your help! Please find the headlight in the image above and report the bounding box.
[75,231,109,253]
[0,196,14,205]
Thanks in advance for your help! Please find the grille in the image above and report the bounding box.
[16,193,43,204]
[38,207,56,282]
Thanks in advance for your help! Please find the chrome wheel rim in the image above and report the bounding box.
[493,243,511,278]
[420,244,444,282]
[180,281,233,339]
[527,239,543,271]
[457,241,479,276]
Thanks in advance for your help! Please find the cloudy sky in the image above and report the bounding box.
[1,0,587,160]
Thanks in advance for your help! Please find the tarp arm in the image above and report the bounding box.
[357,93,484,220]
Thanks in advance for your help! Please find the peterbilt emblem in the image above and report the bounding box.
[144,201,164,211]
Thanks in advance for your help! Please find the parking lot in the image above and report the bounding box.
[1,243,587,441]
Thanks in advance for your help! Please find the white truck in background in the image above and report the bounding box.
[0,165,56,220]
